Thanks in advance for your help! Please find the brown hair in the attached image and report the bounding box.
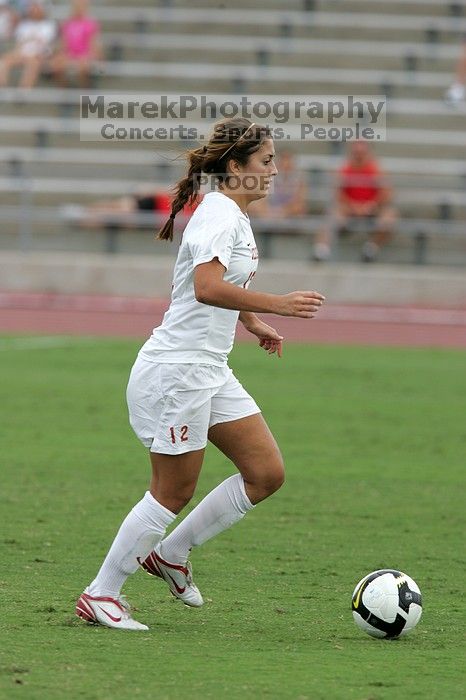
[157,117,272,241]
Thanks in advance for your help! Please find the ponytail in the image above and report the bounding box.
[157,146,205,241]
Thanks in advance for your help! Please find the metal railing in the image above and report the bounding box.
[1,203,465,264]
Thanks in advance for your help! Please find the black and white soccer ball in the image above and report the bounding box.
[352,569,422,639]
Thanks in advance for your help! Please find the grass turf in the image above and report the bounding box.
[0,337,465,700]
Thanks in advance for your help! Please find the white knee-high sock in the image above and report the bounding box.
[88,491,176,598]
[159,474,254,565]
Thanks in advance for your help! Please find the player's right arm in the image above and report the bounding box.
[194,258,324,319]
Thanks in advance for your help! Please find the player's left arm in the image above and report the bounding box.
[239,311,284,357]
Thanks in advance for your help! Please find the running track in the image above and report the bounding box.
[1,292,465,348]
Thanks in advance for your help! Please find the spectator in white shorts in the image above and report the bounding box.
[75,117,325,631]
[0,1,55,88]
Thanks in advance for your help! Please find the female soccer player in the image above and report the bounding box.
[76,118,325,630]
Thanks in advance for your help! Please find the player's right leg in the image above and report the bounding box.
[76,360,208,629]
[75,486,181,630]
[76,450,205,628]
[129,361,224,609]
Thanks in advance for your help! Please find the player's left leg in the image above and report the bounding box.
[158,412,284,566]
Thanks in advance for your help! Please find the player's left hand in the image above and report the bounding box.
[258,336,283,357]
[243,318,284,358]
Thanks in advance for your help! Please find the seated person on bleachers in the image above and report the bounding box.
[49,0,101,88]
[313,141,397,263]
[64,190,172,228]
[251,149,307,219]
[62,190,202,229]
[0,0,55,88]
[0,1,29,44]
[445,34,466,106]
[0,1,14,44]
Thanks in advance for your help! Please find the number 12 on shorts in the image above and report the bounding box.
[169,425,189,444]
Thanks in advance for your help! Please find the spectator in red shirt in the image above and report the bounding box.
[49,0,101,87]
[313,141,397,262]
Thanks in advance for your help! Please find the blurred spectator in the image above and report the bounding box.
[49,0,102,88]
[248,150,307,257]
[313,141,397,263]
[61,190,202,229]
[0,1,55,88]
[251,150,307,218]
[445,36,466,106]
[0,1,14,44]
[0,1,31,44]
[63,190,173,229]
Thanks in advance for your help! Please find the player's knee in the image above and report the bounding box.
[255,457,285,499]
[152,485,195,514]
[171,488,195,513]
[268,463,286,494]
[258,473,285,501]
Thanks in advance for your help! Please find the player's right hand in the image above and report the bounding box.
[277,291,325,318]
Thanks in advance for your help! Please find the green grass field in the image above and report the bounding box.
[1,337,465,700]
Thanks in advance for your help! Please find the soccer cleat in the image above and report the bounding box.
[75,591,149,631]
[139,548,204,608]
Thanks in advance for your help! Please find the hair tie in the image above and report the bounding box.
[169,212,176,220]
[221,122,256,160]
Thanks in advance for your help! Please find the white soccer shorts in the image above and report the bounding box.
[126,358,260,455]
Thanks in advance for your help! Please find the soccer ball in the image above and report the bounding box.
[351,569,422,639]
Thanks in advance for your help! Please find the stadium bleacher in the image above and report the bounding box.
[0,0,465,265]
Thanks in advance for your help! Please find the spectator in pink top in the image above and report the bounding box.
[50,0,101,87]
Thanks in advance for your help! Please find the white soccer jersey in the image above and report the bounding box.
[139,192,259,366]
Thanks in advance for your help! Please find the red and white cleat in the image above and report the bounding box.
[75,591,149,631]
[139,548,204,608]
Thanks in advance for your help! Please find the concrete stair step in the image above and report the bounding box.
[1,160,462,194]
[0,132,462,161]
[95,0,466,17]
